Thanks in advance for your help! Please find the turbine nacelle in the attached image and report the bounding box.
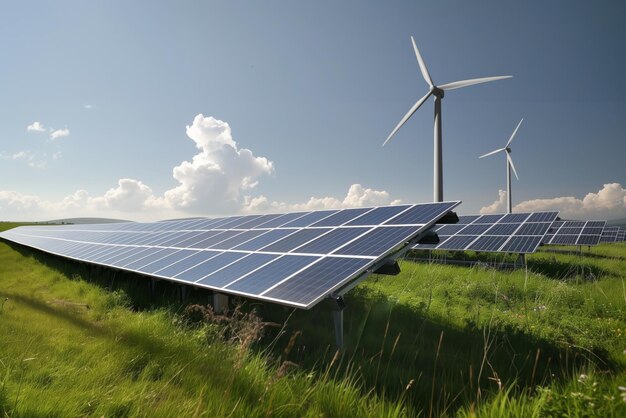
[431,86,444,98]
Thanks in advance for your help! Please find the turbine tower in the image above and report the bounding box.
[383,36,512,202]
[479,119,523,214]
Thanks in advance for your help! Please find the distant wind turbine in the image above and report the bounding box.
[383,36,512,202]
[479,118,523,214]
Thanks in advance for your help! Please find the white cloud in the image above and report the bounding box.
[49,128,70,141]
[11,150,34,161]
[83,104,92,109]
[0,190,43,212]
[480,190,507,214]
[91,178,163,212]
[480,183,626,220]
[52,151,62,160]
[2,150,46,169]
[163,114,275,212]
[27,121,45,132]
[242,183,401,213]
[0,114,401,221]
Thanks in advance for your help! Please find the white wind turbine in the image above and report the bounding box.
[479,118,523,214]
[383,36,512,202]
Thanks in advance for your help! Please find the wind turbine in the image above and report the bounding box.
[479,118,523,214]
[383,36,512,202]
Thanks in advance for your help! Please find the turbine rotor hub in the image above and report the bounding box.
[432,87,444,98]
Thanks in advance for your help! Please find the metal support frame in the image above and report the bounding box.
[180,286,188,303]
[514,253,526,269]
[330,295,346,348]
[324,213,458,348]
[213,292,229,313]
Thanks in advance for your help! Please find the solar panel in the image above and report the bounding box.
[0,202,460,309]
[543,220,606,246]
[412,211,558,254]
[600,226,620,243]
[618,228,626,242]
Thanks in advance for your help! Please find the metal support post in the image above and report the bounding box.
[331,295,346,348]
[213,293,229,313]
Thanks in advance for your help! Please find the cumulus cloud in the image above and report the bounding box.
[481,183,626,220]
[480,190,508,214]
[163,114,275,212]
[49,128,70,141]
[242,184,401,213]
[0,114,401,221]
[27,121,45,132]
[90,179,164,212]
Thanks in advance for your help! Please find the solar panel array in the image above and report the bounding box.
[412,211,559,254]
[542,220,606,246]
[618,228,626,242]
[599,226,620,243]
[0,202,459,309]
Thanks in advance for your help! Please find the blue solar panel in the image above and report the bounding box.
[334,226,421,256]
[310,208,372,227]
[0,202,460,308]
[261,228,331,252]
[197,253,279,287]
[413,211,558,254]
[226,255,318,294]
[345,205,411,226]
[295,227,369,254]
[543,220,606,246]
[124,248,178,270]
[280,210,338,228]
[175,252,247,282]
[233,229,295,251]
[264,257,371,305]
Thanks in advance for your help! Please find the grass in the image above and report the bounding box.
[0,221,625,416]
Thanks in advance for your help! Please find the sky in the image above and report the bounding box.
[1,1,625,222]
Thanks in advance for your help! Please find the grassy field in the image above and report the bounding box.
[0,222,625,416]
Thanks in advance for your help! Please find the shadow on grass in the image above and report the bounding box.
[526,257,612,281]
[256,289,620,416]
[3,240,620,416]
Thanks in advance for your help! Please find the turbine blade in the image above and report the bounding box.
[507,152,519,180]
[506,118,524,147]
[411,36,433,87]
[479,148,505,159]
[439,75,512,91]
[383,91,432,146]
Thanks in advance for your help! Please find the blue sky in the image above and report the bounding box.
[1,1,625,221]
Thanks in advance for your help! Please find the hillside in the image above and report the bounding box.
[0,223,625,416]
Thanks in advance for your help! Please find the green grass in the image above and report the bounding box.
[1,222,625,416]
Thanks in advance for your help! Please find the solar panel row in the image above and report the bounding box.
[599,226,620,243]
[542,220,606,246]
[0,202,460,309]
[412,211,559,254]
